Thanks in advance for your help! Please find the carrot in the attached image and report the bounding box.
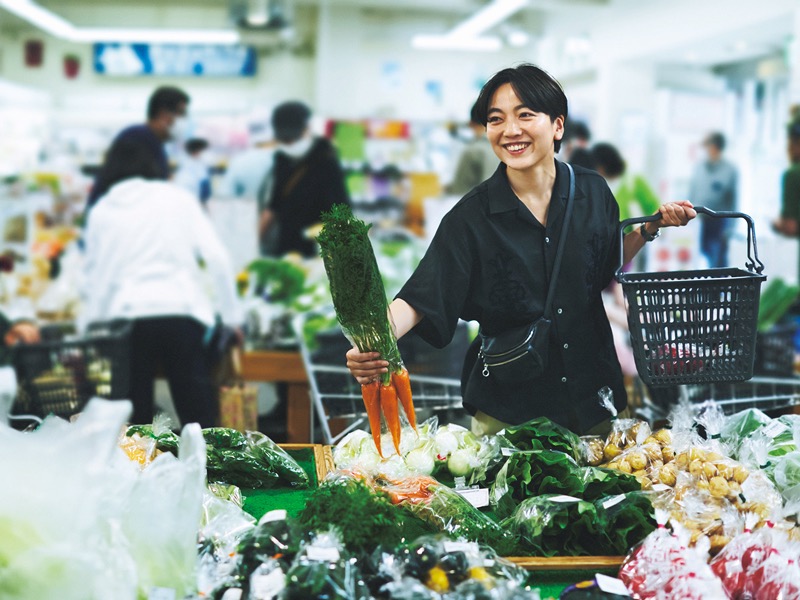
[380,383,402,455]
[361,381,383,457]
[391,368,416,432]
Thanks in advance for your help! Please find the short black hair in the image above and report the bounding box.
[100,135,163,190]
[185,138,209,154]
[147,86,190,120]
[469,100,482,127]
[473,63,568,153]
[272,101,312,144]
[591,143,626,179]
[704,132,725,151]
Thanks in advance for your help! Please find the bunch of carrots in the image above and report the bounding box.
[317,205,416,456]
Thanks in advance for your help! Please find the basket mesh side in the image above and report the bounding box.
[621,269,763,386]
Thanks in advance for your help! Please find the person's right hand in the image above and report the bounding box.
[4,322,40,346]
[346,347,389,385]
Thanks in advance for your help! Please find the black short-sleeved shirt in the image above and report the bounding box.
[397,160,626,433]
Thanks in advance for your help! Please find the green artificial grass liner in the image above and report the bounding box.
[242,448,318,520]
[529,568,619,599]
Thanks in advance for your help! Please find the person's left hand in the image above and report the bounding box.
[655,200,696,228]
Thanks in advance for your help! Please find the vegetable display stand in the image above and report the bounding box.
[11,319,132,419]
[616,207,766,387]
[241,444,332,521]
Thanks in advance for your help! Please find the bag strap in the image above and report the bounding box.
[543,162,575,318]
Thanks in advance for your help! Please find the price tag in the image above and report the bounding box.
[549,495,580,503]
[220,590,243,600]
[444,541,479,554]
[250,569,286,599]
[595,574,631,596]
[456,487,490,508]
[148,588,176,600]
[602,494,626,510]
[651,484,670,492]
[762,420,789,439]
[307,546,340,562]
[259,509,287,525]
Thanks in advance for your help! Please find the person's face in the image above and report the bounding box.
[704,142,721,162]
[485,83,563,174]
[153,102,188,140]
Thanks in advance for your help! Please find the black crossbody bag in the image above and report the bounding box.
[476,162,575,384]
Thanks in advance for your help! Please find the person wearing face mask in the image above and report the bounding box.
[86,86,190,210]
[257,101,350,258]
[688,132,738,269]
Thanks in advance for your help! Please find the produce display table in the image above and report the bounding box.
[241,350,311,443]
[241,444,332,520]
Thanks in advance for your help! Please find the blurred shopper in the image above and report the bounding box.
[567,147,596,171]
[86,86,190,209]
[592,142,661,223]
[447,101,499,195]
[174,138,212,205]
[219,121,276,198]
[81,135,242,428]
[773,120,800,281]
[688,132,738,268]
[345,64,695,436]
[258,101,350,257]
[0,315,39,365]
[559,120,591,162]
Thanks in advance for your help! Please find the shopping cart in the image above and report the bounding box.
[10,319,132,420]
[616,207,767,387]
[296,315,466,444]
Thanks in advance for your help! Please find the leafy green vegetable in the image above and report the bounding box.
[580,467,641,502]
[721,408,772,452]
[596,493,656,555]
[757,279,799,332]
[500,417,582,461]
[402,483,518,556]
[295,477,405,554]
[247,258,306,305]
[247,431,309,486]
[502,495,604,557]
[317,204,402,384]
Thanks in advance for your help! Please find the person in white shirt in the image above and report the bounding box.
[218,122,276,199]
[82,135,242,427]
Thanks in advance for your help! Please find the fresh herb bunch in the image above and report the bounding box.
[317,204,403,383]
[295,477,405,555]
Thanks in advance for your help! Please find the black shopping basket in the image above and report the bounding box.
[616,207,766,387]
[11,319,132,419]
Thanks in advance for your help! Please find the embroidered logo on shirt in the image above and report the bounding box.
[488,251,528,314]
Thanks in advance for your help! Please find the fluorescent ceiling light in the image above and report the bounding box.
[413,0,527,52]
[412,34,502,52]
[450,0,528,40]
[0,0,241,44]
[72,28,240,45]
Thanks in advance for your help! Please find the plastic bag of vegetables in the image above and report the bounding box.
[282,531,371,599]
[394,535,528,595]
[499,416,581,461]
[378,475,517,556]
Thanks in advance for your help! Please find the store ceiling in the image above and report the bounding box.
[0,0,792,70]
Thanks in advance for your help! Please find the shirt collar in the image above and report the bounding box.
[487,159,572,216]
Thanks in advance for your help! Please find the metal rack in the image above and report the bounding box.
[678,375,800,415]
[296,315,465,445]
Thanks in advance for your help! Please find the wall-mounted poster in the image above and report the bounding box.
[93,43,256,77]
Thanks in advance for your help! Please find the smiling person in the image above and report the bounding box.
[346,64,695,436]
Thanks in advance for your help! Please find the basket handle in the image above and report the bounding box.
[615,205,765,280]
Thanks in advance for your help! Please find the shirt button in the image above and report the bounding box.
[561,377,567,383]
[545,237,550,243]
[557,308,563,314]
[563,343,569,349]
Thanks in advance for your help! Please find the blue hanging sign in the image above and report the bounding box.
[93,43,256,77]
